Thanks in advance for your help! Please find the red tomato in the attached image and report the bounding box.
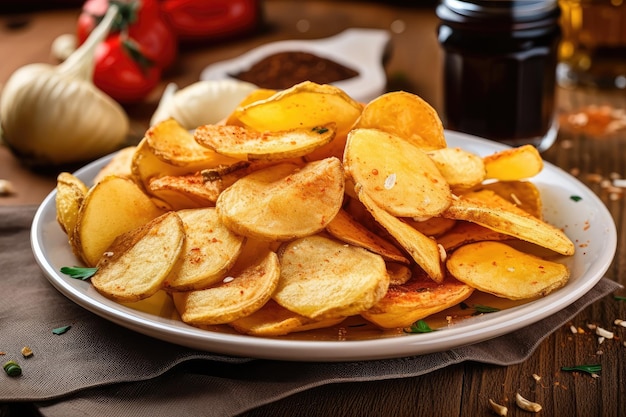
[77,0,177,69]
[92,36,162,103]
[159,0,261,42]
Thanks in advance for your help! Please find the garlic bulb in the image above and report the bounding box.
[150,79,258,129]
[0,5,129,167]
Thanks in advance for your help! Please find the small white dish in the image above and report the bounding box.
[200,28,391,103]
[31,131,617,362]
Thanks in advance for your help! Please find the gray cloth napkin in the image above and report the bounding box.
[1,205,621,417]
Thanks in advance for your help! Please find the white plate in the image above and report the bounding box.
[200,28,391,103]
[31,131,617,362]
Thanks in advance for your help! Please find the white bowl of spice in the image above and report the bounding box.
[200,28,391,103]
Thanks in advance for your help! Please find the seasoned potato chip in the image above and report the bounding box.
[386,262,413,285]
[232,81,362,137]
[217,157,344,241]
[437,221,511,251]
[146,118,241,167]
[274,235,389,319]
[325,209,410,265]
[473,180,543,219]
[194,123,336,161]
[403,216,456,237]
[224,88,277,126]
[91,211,185,302]
[361,271,474,328]
[229,299,345,336]
[172,250,280,325]
[428,147,486,188]
[55,172,88,236]
[344,128,451,218]
[442,190,575,255]
[446,241,570,299]
[148,172,225,208]
[356,185,444,283]
[355,90,446,150]
[164,208,245,291]
[483,144,543,180]
[75,175,165,266]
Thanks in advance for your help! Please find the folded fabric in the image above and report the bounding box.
[1,206,620,417]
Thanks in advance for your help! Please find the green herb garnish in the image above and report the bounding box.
[3,360,22,377]
[52,325,72,335]
[570,195,583,202]
[614,295,626,301]
[405,320,435,334]
[561,364,601,375]
[60,266,98,280]
[473,304,501,314]
[312,126,329,134]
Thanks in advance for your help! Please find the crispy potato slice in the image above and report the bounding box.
[355,91,446,150]
[403,216,456,237]
[344,128,451,218]
[446,241,570,299]
[164,208,245,291]
[217,157,345,241]
[56,172,88,236]
[473,180,543,219]
[483,144,543,180]
[361,271,474,328]
[148,172,225,208]
[229,299,345,336]
[428,147,486,188]
[437,221,511,251]
[325,209,410,265]
[75,175,165,266]
[172,250,280,325]
[274,235,389,319]
[387,262,413,285]
[146,118,241,167]
[93,146,136,184]
[224,88,277,126]
[232,81,362,137]
[442,190,575,256]
[356,184,445,282]
[91,211,185,302]
[194,123,336,161]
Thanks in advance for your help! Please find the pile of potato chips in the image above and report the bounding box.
[55,81,575,337]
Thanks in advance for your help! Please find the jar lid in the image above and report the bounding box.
[439,0,559,22]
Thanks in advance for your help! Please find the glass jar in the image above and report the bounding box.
[437,0,562,150]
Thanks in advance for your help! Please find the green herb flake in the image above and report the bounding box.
[570,195,583,202]
[405,319,435,334]
[52,325,72,335]
[473,304,501,314]
[3,360,22,377]
[614,295,626,302]
[60,266,98,280]
[561,364,601,375]
[312,126,329,134]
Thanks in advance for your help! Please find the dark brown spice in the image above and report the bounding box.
[231,51,359,89]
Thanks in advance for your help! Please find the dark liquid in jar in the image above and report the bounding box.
[437,1,561,148]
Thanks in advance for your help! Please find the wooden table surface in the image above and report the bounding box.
[1,1,625,416]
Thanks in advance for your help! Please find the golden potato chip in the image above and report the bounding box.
[148,172,224,209]
[172,250,280,325]
[146,118,241,167]
[402,216,457,237]
[325,209,410,265]
[164,208,245,291]
[274,235,389,319]
[91,211,185,302]
[437,221,511,252]
[386,262,412,285]
[442,189,575,255]
[216,158,344,241]
[194,122,336,161]
[356,184,444,283]
[344,128,451,218]
[446,241,570,299]
[483,144,543,180]
[229,299,345,336]
[232,81,362,138]
[224,88,277,126]
[355,90,446,150]
[473,180,543,219]
[361,271,474,328]
[427,147,486,188]
[75,175,165,266]
[93,146,136,184]
[55,172,88,236]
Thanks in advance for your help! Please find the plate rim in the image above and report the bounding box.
[31,130,617,361]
